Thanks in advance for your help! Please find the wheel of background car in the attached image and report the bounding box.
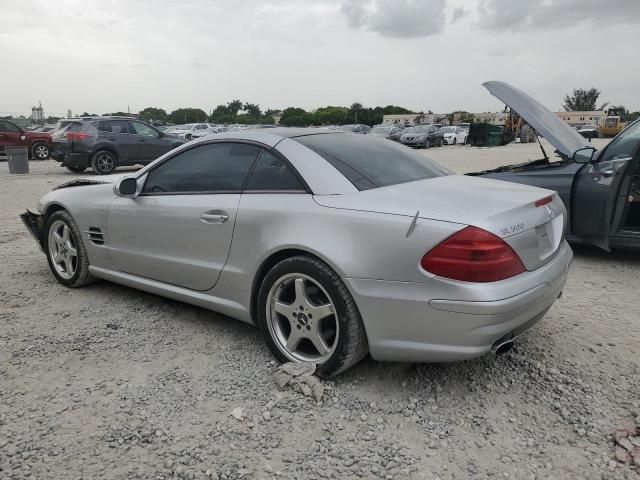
[185,134,192,140]
[425,139,430,149]
[91,150,117,175]
[453,138,457,145]
[257,255,368,378]
[32,143,50,160]
[65,165,86,173]
[44,211,94,288]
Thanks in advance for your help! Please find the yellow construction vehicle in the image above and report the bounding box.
[599,116,626,138]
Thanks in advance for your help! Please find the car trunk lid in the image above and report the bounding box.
[314,175,566,270]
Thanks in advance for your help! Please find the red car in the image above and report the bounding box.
[0,119,53,160]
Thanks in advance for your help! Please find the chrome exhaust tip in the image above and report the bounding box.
[491,338,515,356]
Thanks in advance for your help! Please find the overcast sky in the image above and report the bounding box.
[1,0,639,117]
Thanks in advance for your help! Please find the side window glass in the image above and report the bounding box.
[132,121,158,137]
[600,121,640,163]
[143,143,260,194]
[108,120,131,134]
[244,151,306,191]
[0,121,21,132]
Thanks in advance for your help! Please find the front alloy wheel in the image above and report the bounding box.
[48,220,78,280]
[44,211,94,287]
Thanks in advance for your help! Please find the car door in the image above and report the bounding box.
[572,121,640,250]
[0,120,27,152]
[107,141,262,290]
[130,120,166,162]
[104,119,139,161]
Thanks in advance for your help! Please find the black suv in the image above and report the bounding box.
[51,117,185,174]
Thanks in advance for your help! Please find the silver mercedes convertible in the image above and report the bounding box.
[21,129,573,376]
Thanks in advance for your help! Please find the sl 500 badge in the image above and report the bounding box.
[500,222,525,236]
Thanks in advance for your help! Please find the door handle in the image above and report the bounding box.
[200,211,229,224]
[601,169,615,178]
[107,137,117,140]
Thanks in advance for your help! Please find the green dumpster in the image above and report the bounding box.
[468,122,504,147]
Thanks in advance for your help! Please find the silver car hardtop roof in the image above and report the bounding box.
[195,128,346,148]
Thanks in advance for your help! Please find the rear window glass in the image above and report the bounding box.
[295,133,450,190]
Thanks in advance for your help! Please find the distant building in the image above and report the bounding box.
[31,102,44,124]
[554,111,606,127]
[470,112,507,125]
[382,113,449,126]
[271,112,283,124]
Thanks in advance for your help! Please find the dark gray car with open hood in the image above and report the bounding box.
[470,81,640,251]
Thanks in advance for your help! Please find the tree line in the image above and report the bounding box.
[133,102,417,127]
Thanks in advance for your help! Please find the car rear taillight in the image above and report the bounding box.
[66,132,93,141]
[420,226,525,283]
[534,195,553,207]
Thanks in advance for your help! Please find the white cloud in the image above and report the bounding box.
[341,0,448,38]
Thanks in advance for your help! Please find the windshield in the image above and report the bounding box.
[296,133,450,190]
[439,127,456,133]
[405,126,429,133]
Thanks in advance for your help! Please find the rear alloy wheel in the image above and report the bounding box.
[44,211,94,287]
[258,256,368,377]
[91,150,117,175]
[31,143,50,160]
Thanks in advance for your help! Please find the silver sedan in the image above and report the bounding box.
[21,129,572,377]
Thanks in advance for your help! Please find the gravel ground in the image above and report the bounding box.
[1,140,639,480]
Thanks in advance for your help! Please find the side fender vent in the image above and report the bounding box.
[85,227,105,246]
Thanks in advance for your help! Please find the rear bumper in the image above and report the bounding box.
[346,241,573,363]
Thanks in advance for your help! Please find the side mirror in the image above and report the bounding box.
[573,147,597,164]
[115,177,138,197]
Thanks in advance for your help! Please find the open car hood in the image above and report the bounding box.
[483,81,591,158]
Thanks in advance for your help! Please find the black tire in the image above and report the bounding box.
[257,255,368,378]
[185,134,192,141]
[425,139,430,149]
[44,211,95,288]
[31,142,50,160]
[91,150,117,175]
[453,138,457,145]
[66,165,87,173]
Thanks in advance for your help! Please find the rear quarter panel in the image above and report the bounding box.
[219,194,463,293]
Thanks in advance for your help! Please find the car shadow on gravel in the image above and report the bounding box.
[571,243,640,263]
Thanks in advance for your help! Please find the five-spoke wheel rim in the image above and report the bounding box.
[266,273,339,363]
[48,220,78,280]
[34,144,49,160]
[95,153,115,173]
